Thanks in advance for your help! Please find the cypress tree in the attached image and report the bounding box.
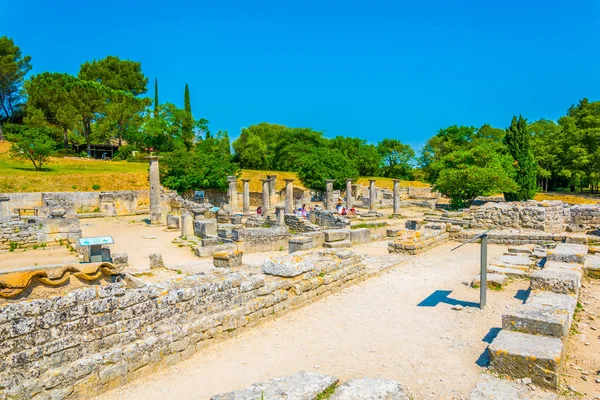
[153,78,159,118]
[182,83,194,149]
[504,115,537,200]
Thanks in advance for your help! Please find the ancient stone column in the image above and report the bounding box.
[268,175,277,206]
[227,175,238,212]
[147,156,162,224]
[369,179,377,213]
[275,205,286,226]
[284,179,294,214]
[241,179,250,214]
[345,178,353,209]
[261,179,270,212]
[325,180,335,211]
[181,211,194,238]
[393,179,401,214]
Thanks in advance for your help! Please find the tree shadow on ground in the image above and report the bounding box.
[475,327,501,367]
[514,288,530,303]
[417,290,479,308]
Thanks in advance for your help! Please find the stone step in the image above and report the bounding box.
[468,374,558,400]
[530,269,581,295]
[472,273,508,289]
[507,246,532,254]
[546,243,588,264]
[490,263,530,272]
[330,378,409,400]
[542,261,584,277]
[323,229,351,242]
[584,254,600,278]
[487,265,529,278]
[502,302,572,338]
[323,240,352,249]
[497,255,536,268]
[488,330,564,390]
[526,290,577,315]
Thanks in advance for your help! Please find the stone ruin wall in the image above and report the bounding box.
[469,201,566,232]
[0,252,366,400]
[569,204,600,226]
[0,217,81,250]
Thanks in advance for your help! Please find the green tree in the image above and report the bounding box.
[79,55,148,95]
[377,138,415,179]
[154,78,159,118]
[329,136,381,176]
[529,119,562,192]
[182,83,194,149]
[232,122,287,169]
[8,127,56,171]
[297,147,359,190]
[433,143,518,208]
[504,115,537,200]
[0,36,32,124]
[140,102,188,152]
[271,128,325,171]
[95,92,151,146]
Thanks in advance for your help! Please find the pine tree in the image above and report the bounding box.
[182,83,194,149]
[504,115,537,200]
[153,78,159,118]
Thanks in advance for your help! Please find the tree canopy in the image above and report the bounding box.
[79,56,148,96]
[0,36,32,124]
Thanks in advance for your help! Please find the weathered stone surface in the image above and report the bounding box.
[507,246,532,254]
[488,330,563,389]
[530,269,580,295]
[289,236,313,254]
[487,265,528,278]
[472,273,507,289]
[166,214,180,229]
[584,254,600,278]
[470,201,564,232]
[405,219,422,230]
[210,371,338,400]
[502,302,572,338]
[323,229,351,242]
[111,253,129,267]
[546,243,588,264]
[330,378,409,400]
[213,251,243,268]
[323,240,352,249]
[497,255,535,268]
[468,374,557,400]
[262,255,314,277]
[194,219,217,238]
[350,228,370,245]
[149,253,164,269]
[194,243,235,257]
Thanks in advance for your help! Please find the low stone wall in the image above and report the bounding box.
[309,210,349,229]
[0,217,81,250]
[569,204,600,226]
[451,229,600,246]
[470,201,565,232]
[388,229,449,255]
[284,215,320,233]
[232,227,291,253]
[0,219,41,249]
[0,251,366,399]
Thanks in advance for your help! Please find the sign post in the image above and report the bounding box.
[451,230,491,310]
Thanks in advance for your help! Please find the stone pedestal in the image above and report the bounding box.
[181,211,194,238]
[325,179,335,211]
[345,179,353,209]
[393,179,401,214]
[242,179,251,214]
[227,176,238,213]
[275,206,286,226]
[166,214,180,229]
[261,179,270,213]
[284,179,294,214]
[147,156,162,224]
[369,179,377,213]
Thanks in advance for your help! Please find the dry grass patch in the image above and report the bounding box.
[355,177,430,190]
[534,193,599,205]
[238,170,308,192]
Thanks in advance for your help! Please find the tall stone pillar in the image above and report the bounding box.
[325,180,335,211]
[268,175,277,206]
[181,211,193,238]
[147,156,162,224]
[241,179,250,214]
[345,178,353,209]
[393,179,401,215]
[227,176,238,212]
[369,179,377,213]
[284,179,294,214]
[261,179,270,212]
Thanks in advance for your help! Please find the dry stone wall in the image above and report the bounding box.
[470,201,565,232]
[0,251,366,400]
[569,204,600,226]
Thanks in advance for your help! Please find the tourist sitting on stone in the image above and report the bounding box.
[257,206,262,215]
[295,207,303,217]
[301,204,308,218]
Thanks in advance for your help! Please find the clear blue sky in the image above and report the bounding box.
[4,0,600,150]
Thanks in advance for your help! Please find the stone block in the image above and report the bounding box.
[330,378,409,400]
[210,371,338,400]
[487,265,528,278]
[350,228,370,244]
[166,214,180,229]
[405,219,422,230]
[111,253,128,267]
[370,233,385,242]
[262,255,314,277]
[472,273,507,289]
[202,237,220,247]
[217,224,236,239]
[194,243,235,257]
[304,231,324,247]
[468,374,557,400]
[323,229,351,242]
[530,269,580,295]
[488,330,564,389]
[386,228,402,237]
[230,215,242,224]
[502,303,571,338]
[149,253,164,269]
[584,254,600,278]
[213,251,243,268]
[507,246,532,254]
[546,243,588,264]
[323,240,352,249]
[497,255,536,268]
[289,236,314,254]
[194,219,217,238]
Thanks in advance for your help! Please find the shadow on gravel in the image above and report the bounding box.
[475,327,501,367]
[417,290,479,308]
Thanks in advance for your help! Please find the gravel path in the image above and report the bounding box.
[95,241,528,400]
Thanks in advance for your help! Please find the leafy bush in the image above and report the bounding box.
[92,184,101,190]
[112,156,122,161]
[8,127,56,171]
[297,147,359,190]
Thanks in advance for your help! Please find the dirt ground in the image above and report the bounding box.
[95,241,530,400]
[0,246,78,271]
[561,277,600,399]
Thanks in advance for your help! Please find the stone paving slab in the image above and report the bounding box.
[487,265,529,278]
[210,371,338,400]
[498,255,536,268]
[530,269,581,295]
[546,243,588,264]
[507,246,533,254]
[323,229,351,242]
[488,330,564,390]
[502,303,571,338]
[323,240,352,249]
[472,273,508,289]
[330,378,409,400]
[468,374,557,400]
